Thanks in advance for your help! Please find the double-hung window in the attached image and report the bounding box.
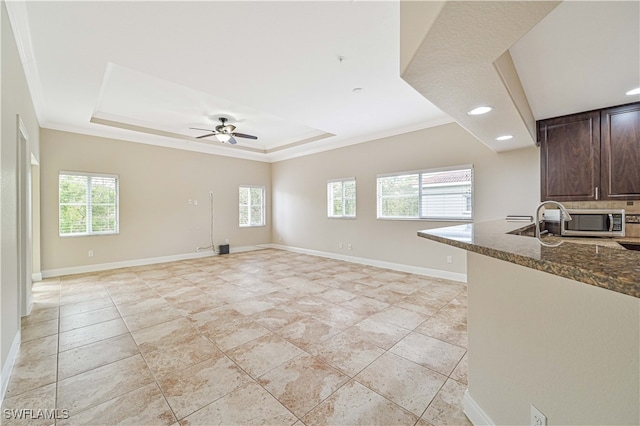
[59,171,119,236]
[377,165,473,221]
[239,186,265,227]
[327,178,356,218]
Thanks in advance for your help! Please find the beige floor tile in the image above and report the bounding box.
[57,354,154,415]
[450,353,468,385]
[226,333,305,378]
[421,378,472,426]
[202,316,271,351]
[276,317,343,355]
[116,296,172,317]
[302,380,418,426]
[415,311,468,348]
[58,318,129,352]
[121,304,183,332]
[59,288,110,306]
[5,250,470,425]
[315,331,385,377]
[309,304,365,329]
[1,383,58,426]
[21,318,58,342]
[130,317,200,354]
[58,333,139,380]
[180,381,297,426]
[58,383,176,426]
[5,353,58,399]
[21,306,59,327]
[258,353,349,418]
[143,334,221,377]
[157,353,252,420]
[390,332,466,376]
[340,295,389,316]
[350,317,411,350]
[251,306,306,331]
[59,297,114,317]
[316,288,358,304]
[187,306,243,331]
[356,352,447,416]
[368,305,430,330]
[58,306,121,332]
[15,334,58,361]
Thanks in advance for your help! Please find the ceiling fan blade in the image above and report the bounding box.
[228,136,238,145]
[232,132,258,140]
[189,127,215,132]
[195,133,217,139]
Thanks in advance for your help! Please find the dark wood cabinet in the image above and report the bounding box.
[601,103,640,199]
[538,102,640,201]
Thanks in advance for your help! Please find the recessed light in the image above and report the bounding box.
[626,87,640,96]
[496,135,513,141]
[467,106,492,115]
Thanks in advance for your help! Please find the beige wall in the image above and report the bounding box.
[40,129,271,273]
[271,122,540,276]
[1,0,41,388]
[467,252,639,424]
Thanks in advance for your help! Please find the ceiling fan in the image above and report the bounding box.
[190,117,258,145]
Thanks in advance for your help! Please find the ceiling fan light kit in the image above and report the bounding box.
[190,117,258,145]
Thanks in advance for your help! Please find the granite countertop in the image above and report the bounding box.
[418,220,640,299]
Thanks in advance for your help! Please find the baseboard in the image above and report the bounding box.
[0,331,21,404]
[40,246,263,278]
[463,389,495,425]
[261,244,467,282]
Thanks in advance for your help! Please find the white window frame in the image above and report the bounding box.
[239,185,266,227]
[59,170,119,237]
[376,165,473,221]
[327,178,356,219]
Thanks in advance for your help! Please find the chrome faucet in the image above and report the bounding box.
[535,200,573,239]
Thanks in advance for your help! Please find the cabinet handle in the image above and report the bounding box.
[595,186,599,200]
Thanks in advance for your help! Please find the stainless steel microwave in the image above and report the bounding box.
[560,209,625,237]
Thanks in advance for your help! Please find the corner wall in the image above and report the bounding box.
[40,129,271,274]
[271,122,539,277]
[1,0,41,398]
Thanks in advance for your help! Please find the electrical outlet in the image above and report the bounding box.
[446,255,453,263]
[188,199,192,205]
[194,200,198,206]
[225,238,229,244]
[347,243,352,250]
[531,405,547,426]
[339,242,343,249]
[88,250,94,257]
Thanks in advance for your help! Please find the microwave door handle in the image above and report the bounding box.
[608,214,614,232]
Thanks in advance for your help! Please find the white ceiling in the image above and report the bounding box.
[7,1,640,162]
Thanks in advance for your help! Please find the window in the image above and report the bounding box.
[59,171,119,236]
[377,166,473,220]
[239,186,265,227]
[327,178,356,218]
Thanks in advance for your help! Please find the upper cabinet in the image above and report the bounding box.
[538,102,640,201]
[601,103,640,200]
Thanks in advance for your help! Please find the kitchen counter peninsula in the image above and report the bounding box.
[418,220,640,298]
[419,220,640,425]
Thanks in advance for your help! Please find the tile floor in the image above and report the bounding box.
[2,249,471,425]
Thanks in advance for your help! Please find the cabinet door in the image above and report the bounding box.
[601,102,640,200]
[538,110,600,201]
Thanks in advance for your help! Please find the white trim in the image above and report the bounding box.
[32,272,43,282]
[1,331,22,404]
[40,246,264,278]
[463,389,495,426]
[261,244,467,283]
[41,246,252,278]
